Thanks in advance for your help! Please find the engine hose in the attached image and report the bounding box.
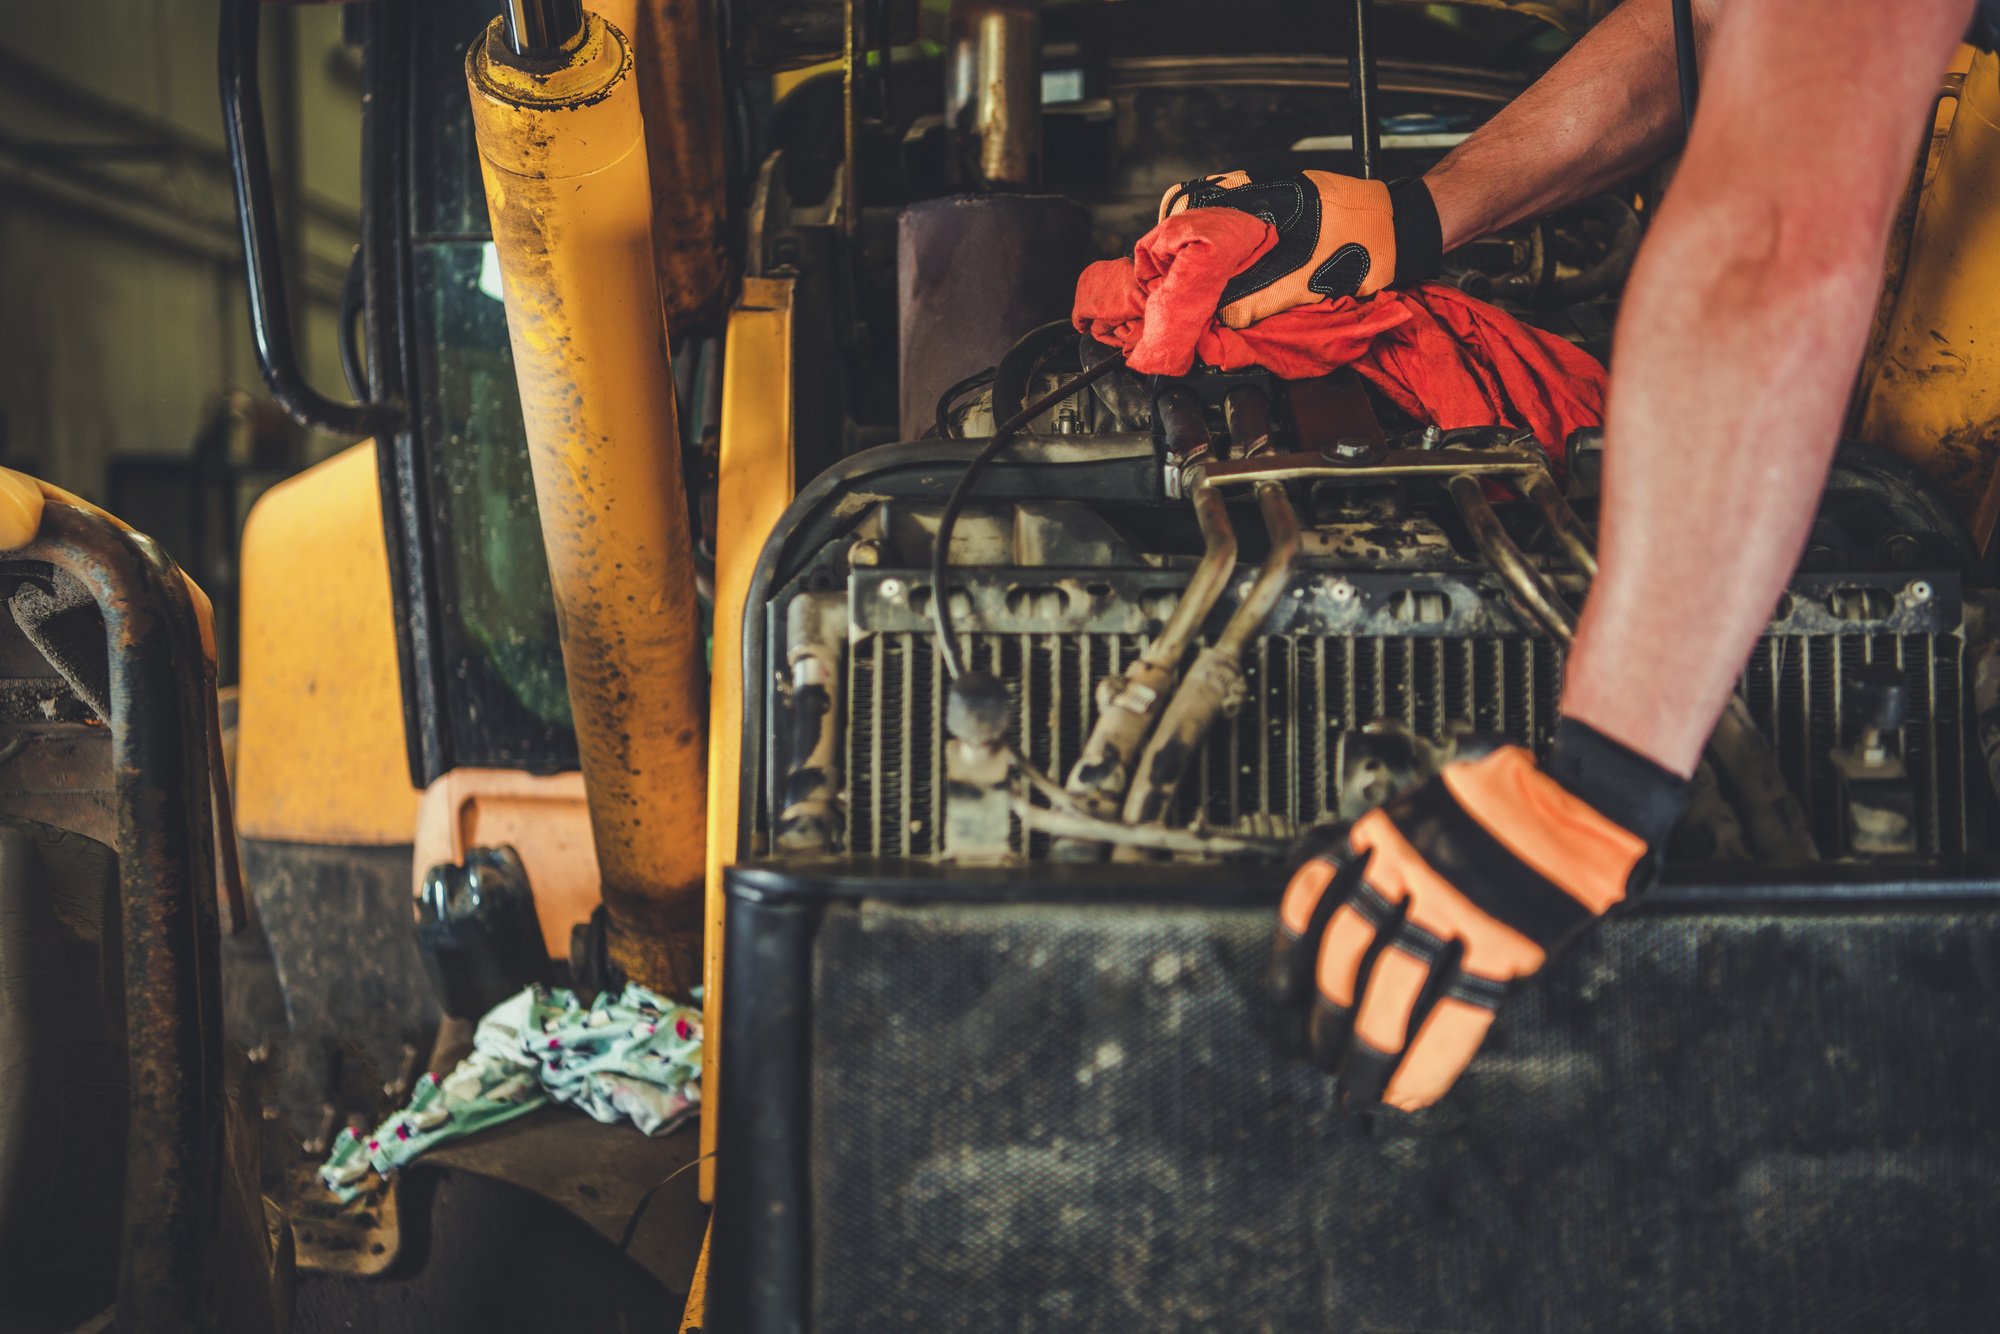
[989,318,1080,424]
[1549,195,1643,306]
[929,349,1128,681]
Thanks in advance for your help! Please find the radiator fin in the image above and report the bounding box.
[843,632,1969,859]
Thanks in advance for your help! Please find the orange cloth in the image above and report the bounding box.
[1073,208,1607,465]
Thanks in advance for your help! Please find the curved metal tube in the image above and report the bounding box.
[1456,475,1814,860]
[1118,482,1301,839]
[1216,482,1303,656]
[1708,697,1819,860]
[1148,481,1238,669]
[1020,802,1289,859]
[1449,473,1577,642]
[1060,444,1237,819]
[1059,478,1237,823]
[1222,385,1274,458]
[1520,470,1599,578]
[1,506,225,1330]
[220,0,399,438]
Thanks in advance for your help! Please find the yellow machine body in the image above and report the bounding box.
[467,12,708,994]
[701,275,799,1201]
[235,442,420,847]
[1859,49,2000,547]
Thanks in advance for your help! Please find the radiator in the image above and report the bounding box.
[831,571,1971,861]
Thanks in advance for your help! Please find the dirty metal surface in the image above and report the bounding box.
[807,897,2000,1331]
[422,1106,709,1295]
[291,1154,682,1333]
[846,567,1958,643]
[0,505,225,1331]
[286,1166,403,1278]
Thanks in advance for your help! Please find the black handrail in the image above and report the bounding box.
[219,0,402,438]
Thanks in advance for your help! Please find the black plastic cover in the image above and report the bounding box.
[717,861,2000,1331]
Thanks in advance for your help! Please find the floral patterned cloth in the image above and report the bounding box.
[322,984,702,1202]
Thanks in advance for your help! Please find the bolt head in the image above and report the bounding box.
[879,578,905,600]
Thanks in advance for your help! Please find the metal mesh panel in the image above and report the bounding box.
[809,899,2000,1331]
[844,631,1969,858]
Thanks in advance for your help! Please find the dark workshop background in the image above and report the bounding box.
[0,0,363,673]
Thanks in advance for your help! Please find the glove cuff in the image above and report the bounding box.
[1544,717,1690,849]
[1387,177,1443,286]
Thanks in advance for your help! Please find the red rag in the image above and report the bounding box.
[1073,209,1607,467]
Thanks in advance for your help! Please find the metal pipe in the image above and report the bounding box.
[774,594,847,853]
[1021,803,1289,859]
[1448,473,1577,642]
[1520,470,1599,578]
[1060,409,1237,826]
[218,0,399,440]
[1216,483,1304,656]
[945,0,1042,188]
[468,10,709,994]
[503,0,585,58]
[1223,384,1274,458]
[1349,0,1381,179]
[1118,481,1301,841]
[1452,478,1814,860]
[1147,482,1240,671]
[1201,443,1548,489]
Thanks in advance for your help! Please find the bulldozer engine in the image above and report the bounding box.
[11,0,2000,1328]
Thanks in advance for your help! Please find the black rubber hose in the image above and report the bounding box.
[929,351,1127,680]
[1548,195,1644,305]
[934,366,996,440]
[989,319,1078,426]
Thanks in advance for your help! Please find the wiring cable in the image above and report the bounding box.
[934,365,997,439]
[928,349,1126,682]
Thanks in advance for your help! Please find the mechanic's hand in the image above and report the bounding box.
[1158,170,1442,327]
[1265,723,1688,1110]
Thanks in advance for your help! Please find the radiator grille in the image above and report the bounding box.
[843,631,1969,861]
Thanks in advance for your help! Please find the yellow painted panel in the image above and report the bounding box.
[236,441,420,845]
[701,276,798,1201]
[678,1218,712,1332]
[1859,50,2000,543]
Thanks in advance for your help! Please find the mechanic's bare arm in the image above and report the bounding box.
[1561,0,1974,776]
[1424,0,1724,251]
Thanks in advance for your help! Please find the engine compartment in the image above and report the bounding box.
[737,13,1994,880]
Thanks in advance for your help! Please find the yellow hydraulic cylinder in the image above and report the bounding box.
[1859,50,2000,547]
[467,10,707,994]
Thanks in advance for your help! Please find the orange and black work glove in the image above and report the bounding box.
[1158,170,1443,327]
[1266,720,1689,1111]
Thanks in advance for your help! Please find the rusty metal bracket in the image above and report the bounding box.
[0,504,227,1331]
